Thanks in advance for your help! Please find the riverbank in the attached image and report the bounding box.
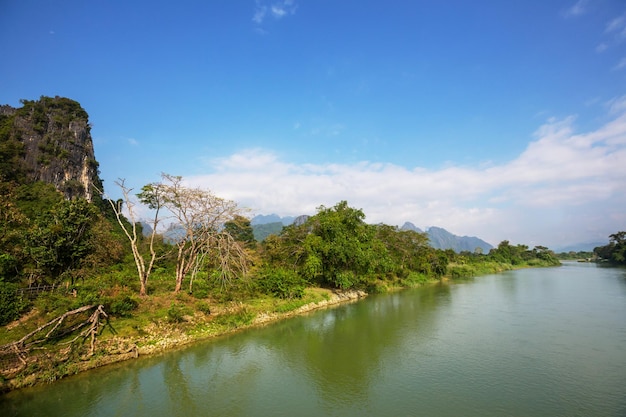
[0,289,367,393]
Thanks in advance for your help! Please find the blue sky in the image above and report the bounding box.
[2,0,626,248]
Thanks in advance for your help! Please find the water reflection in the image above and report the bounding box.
[247,284,452,408]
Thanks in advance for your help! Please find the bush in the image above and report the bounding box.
[190,279,209,299]
[401,271,430,287]
[0,282,29,325]
[167,302,191,323]
[195,301,211,315]
[257,267,306,299]
[449,264,476,280]
[108,295,139,317]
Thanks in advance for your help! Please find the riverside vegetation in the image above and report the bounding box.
[2,97,618,393]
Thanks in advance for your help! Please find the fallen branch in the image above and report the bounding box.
[0,304,106,356]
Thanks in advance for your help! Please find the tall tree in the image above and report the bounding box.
[141,174,245,293]
[102,179,163,296]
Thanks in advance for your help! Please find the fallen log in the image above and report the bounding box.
[0,304,108,367]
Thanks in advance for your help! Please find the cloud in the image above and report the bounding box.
[605,14,626,35]
[600,13,626,51]
[612,57,626,71]
[185,99,626,248]
[127,138,139,146]
[595,42,608,53]
[253,0,297,25]
[252,4,267,24]
[563,0,589,18]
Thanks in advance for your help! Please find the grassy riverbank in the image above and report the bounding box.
[0,286,368,392]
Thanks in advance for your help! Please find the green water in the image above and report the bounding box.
[2,262,625,416]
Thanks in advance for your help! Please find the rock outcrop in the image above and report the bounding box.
[0,96,102,201]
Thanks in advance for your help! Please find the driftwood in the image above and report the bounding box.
[0,304,108,368]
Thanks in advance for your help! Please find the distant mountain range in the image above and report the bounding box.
[400,223,493,253]
[250,214,295,226]
[251,215,494,253]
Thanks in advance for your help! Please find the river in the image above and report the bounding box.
[2,262,625,416]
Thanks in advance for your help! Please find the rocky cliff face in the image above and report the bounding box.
[0,96,102,201]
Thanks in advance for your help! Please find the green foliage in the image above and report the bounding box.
[400,271,430,287]
[448,264,477,280]
[167,302,191,323]
[190,279,210,299]
[15,182,64,219]
[0,113,27,182]
[214,307,255,329]
[488,241,559,267]
[109,295,139,317]
[594,231,626,265]
[556,251,593,260]
[257,266,306,299]
[374,224,431,275]
[0,282,29,326]
[195,300,211,315]
[224,215,256,246]
[0,253,19,282]
[25,198,99,282]
[300,201,380,289]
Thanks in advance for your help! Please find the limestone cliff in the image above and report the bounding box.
[0,96,102,201]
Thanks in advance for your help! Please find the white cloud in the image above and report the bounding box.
[605,14,626,34]
[252,4,267,24]
[595,42,608,53]
[253,0,297,25]
[127,138,139,146]
[271,5,287,18]
[185,100,626,248]
[563,0,589,18]
[612,57,626,71]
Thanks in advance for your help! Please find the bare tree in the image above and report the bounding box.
[208,232,252,289]
[102,179,163,296]
[142,174,246,293]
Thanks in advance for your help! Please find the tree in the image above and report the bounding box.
[224,215,256,247]
[102,179,163,296]
[0,182,26,282]
[25,198,98,284]
[595,231,626,264]
[301,201,381,289]
[205,231,252,290]
[373,224,430,276]
[141,174,245,293]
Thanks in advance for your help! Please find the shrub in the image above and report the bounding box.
[257,267,306,299]
[108,295,139,317]
[0,282,29,325]
[401,271,430,287]
[167,302,191,323]
[195,301,211,315]
[190,279,209,299]
[449,265,476,280]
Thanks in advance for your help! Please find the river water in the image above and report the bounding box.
[2,262,625,416]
